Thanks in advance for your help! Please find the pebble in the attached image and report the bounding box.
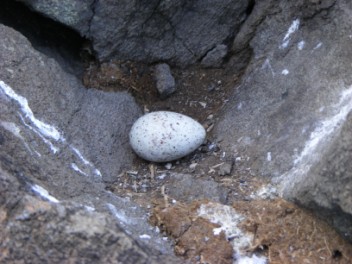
[165,163,172,170]
[218,162,233,176]
[154,63,176,99]
[129,111,206,162]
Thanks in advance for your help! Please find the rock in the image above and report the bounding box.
[65,89,140,183]
[129,111,206,162]
[218,162,232,176]
[0,23,141,184]
[154,63,176,99]
[0,24,178,260]
[281,111,352,240]
[201,44,228,68]
[215,0,352,240]
[0,168,178,264]
[18,0,250,66]
[165,174,228,203]
[18,0,94,36]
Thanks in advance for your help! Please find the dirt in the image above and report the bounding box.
[233,199,352,263]
[83,60,264,199]
[151,199,352,264]
[82,60,352,263]
[150,201,234,264]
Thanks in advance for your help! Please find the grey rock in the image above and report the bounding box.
[0,168,178,264]
[0,24,141,185]
[165,173,228,203]
[21,0,249,66]
[215,0,352,240]
[281,111,352,240]
[90,0,249,66]
[154,63,176,99]
[66,89,140,183]
[18,0,94,36]
[0,24,178,260]
[218,162,232,176]
[201,44,228,68]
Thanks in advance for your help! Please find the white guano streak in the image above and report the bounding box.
[18,113,59,154]
[70,146,91,165]
[280,19,300,49]
[106,203,129,224]
[0,80,62,141]
[71,163,88,176]
[70,146,103,178]
[31,184,59,203]
[294,86,352,166]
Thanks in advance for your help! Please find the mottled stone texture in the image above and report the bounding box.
[0,24,179,262]
[0,168,177,264]
[19,0,249,67]
[216,0,352,241]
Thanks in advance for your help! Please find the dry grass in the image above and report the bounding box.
[233,199,352,264]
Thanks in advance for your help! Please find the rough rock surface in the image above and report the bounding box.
[281,112,352,240]
[19,0,249,67]
[165,174,228,204]
[201,44,228,68]
[2,0,352,261]
[0,167,180,264]
[0,24,140,184]
[18,0,94,36]
[154,63,176,98]
[215,0,352,240]
[0,24,179,262]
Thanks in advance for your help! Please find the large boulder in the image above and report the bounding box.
[18,0,94,36]
[0,24,178,261]
[18,0,250,67]
[281,112,352,240]
[216,0,352,240]
[0,24,140,185]
[0,167,170,264]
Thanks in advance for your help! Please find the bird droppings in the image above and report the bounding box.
[31,184,59,203]
[281,69,289,75]
[313,42,323,50]
[129,111,206,162]
[297,40,305,50]
[71,163,88,176]
[280,19,300,49]
[106,203,130,225]
[0,121,22,139]
[84,205,95,212]
[151,199,352,264]
[280,85,352,191]
[0,79,103,179]
[235,254,267,264]
[70,146,91,165]
[266,152,272,162]
[0,80,62,141]
[197,203,253,254]
[34,42,352,263]
[139,234,151,240]
[150,201,234,264]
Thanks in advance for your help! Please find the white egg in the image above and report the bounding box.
[129,111,206,162]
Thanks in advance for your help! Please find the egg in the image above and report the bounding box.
[129,111,206,162]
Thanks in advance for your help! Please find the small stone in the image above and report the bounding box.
[165,163,172,170]
[154,63,176,99]
[189,163,198,170]
[218,162,232,176]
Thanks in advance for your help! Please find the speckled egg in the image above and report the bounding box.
[129,111,206,162]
